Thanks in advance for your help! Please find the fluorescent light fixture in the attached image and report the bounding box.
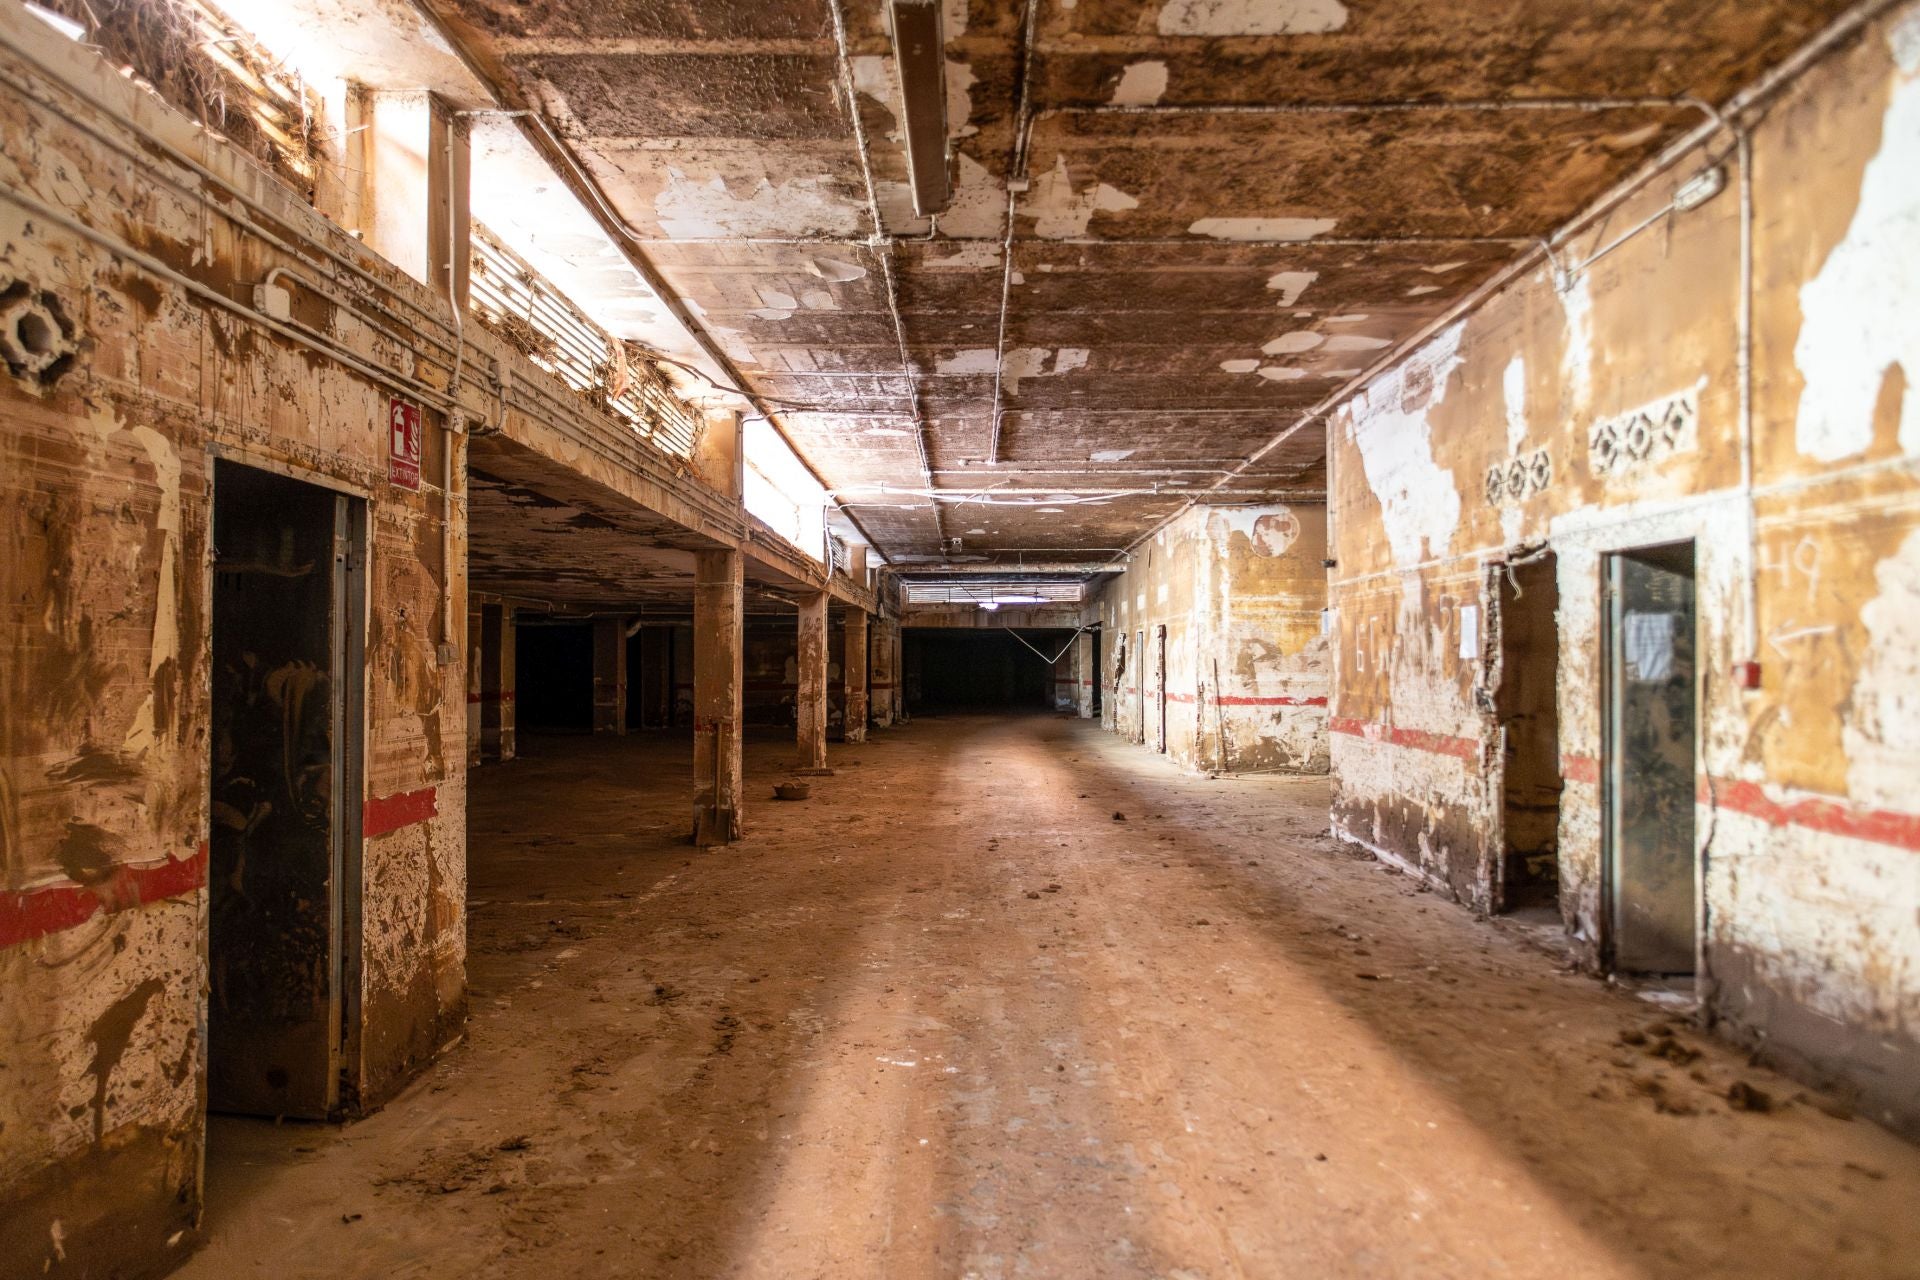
[24,3,86,40]
[889,0,951,217]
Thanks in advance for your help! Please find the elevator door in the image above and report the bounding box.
[209,461,362,1117]
[1603,543,1698,975]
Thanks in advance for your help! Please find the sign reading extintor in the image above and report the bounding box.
[388,398,422,490]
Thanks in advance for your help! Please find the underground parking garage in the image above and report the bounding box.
[3,0,1920,1275]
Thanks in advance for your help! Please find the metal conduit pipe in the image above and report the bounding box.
[985,0,1043,467]
[822,0,945,546]
[0,180,459,412]
[0,40,465,354]
[1107,0,1897,580]
[1013,95,1724,169]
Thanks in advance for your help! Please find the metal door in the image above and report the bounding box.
[209,462,362,1117]
[1603,543,1698,974]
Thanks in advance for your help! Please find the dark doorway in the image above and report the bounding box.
[516,622,594,731]
[1496,554,1563,915]
[627,625,677,730]
[1603,542,1698,975]
[208,460,364,1119]
[902,629,1069,712]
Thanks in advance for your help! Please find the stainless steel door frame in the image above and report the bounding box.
[1601,542,1699,975]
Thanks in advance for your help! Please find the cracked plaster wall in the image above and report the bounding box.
[0,14,468,1275]
[1326,2,1920,1138]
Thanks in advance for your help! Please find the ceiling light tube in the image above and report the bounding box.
[889,0,951,217]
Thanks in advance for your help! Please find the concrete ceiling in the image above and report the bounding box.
[429,0,1848,571]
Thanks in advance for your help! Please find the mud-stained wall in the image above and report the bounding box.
[1327,2,1920,1137]
[1094,503,1328,773]
[0,13,468,1274]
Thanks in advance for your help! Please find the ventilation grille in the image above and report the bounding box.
[469,223,698,459]
[904,581,1085,606]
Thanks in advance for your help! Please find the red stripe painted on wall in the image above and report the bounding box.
[1560,753,1919,853]
[1330,716,1480,762]
[363,787,438,838]
[1561,754,1600,784]
[0,841,209,949]
[1166,692,1325,706]
[1711,778,1920,853]
[1216,694,1328,707]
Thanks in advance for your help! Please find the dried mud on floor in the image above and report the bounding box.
[179,715,1920,1279]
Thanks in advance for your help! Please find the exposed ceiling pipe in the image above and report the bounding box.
[985,0,1042,468]
[407,0,891,561]
[823,0,946,549]
[1102,0,1900,572]
[1013,95,1726,167]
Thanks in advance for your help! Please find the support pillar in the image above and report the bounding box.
[480,603,516,760]
[1075,629,1095,719]
[693,551,743,845]
[892,623,905,722]
[843,609,869,744]
[870,617,897,729]
[796,592,829,771]
[466,601,484,767]
[592,617,627,734]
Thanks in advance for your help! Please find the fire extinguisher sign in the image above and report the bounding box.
[388,398,422,490]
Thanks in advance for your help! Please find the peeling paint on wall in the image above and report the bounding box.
[1024,157,1140,239]
[1793,13,1920,461]
[1345,323,1466,568]
[1843,527,1920,808]
[1266,269,1318,305]
[1157,0,1350,36]
[1110,61,1170,106]
[654,168,864,240]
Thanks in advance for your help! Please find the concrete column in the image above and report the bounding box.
[693,551,743,845]
[796,592,829,771]
[466,600,484,767]
[480,604,516,761]
[1075,629,1095,719]
[870,617,897,729]
[592,618,628,734]
[843,609,869,744]
[344,88,470,307]
[893,624,906,722]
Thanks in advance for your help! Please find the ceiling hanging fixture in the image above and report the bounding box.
[889,0,951,217]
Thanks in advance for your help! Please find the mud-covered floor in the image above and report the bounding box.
[178,716,1920,1279]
